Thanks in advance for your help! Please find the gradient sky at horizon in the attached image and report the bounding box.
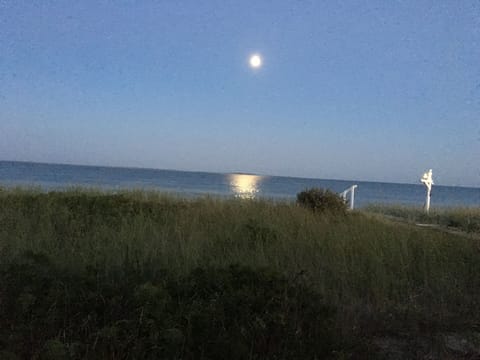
[1,1,479,186]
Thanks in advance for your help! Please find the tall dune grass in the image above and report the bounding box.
[1,188,479,357]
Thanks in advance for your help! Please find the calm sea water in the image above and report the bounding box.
[0,161,479,208]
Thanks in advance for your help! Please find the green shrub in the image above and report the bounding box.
[296,187,347,214]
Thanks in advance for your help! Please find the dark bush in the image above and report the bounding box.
[297,187,347,214]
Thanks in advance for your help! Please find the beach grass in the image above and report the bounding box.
[1,187,479,358]
[364,203,480,234]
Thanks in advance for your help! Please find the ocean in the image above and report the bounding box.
[0,161,478,208]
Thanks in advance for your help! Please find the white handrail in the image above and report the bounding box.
[339,185,358,210]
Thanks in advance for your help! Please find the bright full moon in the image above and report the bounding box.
[249,54,262,68]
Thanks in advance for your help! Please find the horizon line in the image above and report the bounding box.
[1,159,478,190]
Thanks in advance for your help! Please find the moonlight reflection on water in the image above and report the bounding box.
[228,173,264,199]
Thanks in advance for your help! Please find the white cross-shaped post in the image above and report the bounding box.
[420,169,434,213]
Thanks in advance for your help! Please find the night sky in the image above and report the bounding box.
[1,1,479,186]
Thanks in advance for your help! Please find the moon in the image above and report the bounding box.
[249,54,262,69]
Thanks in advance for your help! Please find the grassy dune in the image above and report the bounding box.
[365,204,480,234]
[1,188,479,358]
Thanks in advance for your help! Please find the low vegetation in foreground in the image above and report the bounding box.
[365,204,480,234]
[1,187,480,359]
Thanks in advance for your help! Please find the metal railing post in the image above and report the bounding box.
[339,185,358,210]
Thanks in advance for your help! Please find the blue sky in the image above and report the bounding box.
[1,1,479,186]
